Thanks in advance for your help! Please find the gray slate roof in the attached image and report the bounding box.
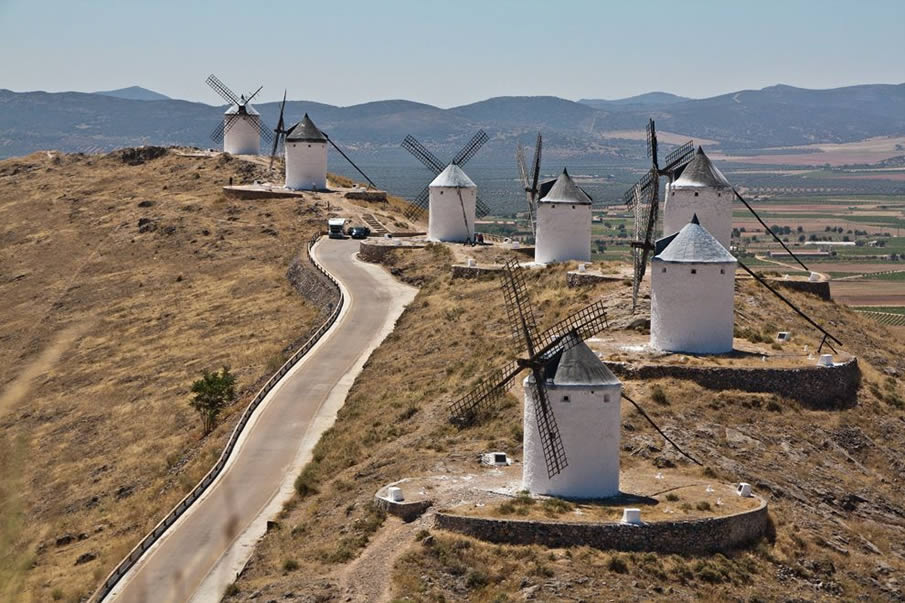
[654,215,736,263]
[430,164,476,188]
[286,114,326,142]
[672,147,731,189]
[549,340,620,387]
[539,169,592,204]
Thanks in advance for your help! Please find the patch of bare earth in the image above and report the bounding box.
[227,242,905,602]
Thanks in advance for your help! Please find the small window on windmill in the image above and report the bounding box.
[604,394,611,403]
[662,267,667,273]
[690,268,697,275]
[720,268,725,274]
[561,395,570,403]
[571,205,576,209]
[694,192,699,197]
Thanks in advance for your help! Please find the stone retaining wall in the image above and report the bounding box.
[344,190,387,202]
[435,499,768,555]
[566,271,627,287]
[771,279,831,300]
[358,241,425,263]
[374,497,433,522]
[451,265,504,279]
[606,357,859,409]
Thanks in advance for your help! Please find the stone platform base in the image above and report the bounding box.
[435,498,769,555]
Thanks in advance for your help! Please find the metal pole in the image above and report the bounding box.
[733,188,809,272]
[325,135,379,189]
[737,259,842,347]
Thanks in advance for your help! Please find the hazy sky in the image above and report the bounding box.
[2,0,903,107]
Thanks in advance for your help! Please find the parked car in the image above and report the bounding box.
[349,226,371,239]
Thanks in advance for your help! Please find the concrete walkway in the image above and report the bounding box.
[108,239,417,602]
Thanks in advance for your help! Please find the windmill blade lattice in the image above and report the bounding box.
[401,135,446,174]
[624,119,695,312]
[448,299,609,424]
[451,130,489,166]
[500,259,539,351]
[527,366,568,477]
[205,74,241,106]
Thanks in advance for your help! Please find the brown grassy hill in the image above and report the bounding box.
[0,149,330,601]
[228,246,905,601]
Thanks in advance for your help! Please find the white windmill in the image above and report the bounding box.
[662,147,733,249]
[284,114,328,191]
[428,164,477,242]
[206,74,272,156]
[534,168,593,265]
[651,214,737,354]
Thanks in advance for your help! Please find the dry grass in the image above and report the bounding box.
[0,149,326,601]
[227,236,905,601]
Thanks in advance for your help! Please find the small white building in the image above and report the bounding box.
[223,102,262,156]
[534,169,592,265]
[523,340,622,499]
[428,164,477,242]
[651,215,737,354]
[285,114,328,191]
[663,147,733,249]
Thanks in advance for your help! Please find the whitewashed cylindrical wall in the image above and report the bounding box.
[428,186,476,242]
[534,202,591,264]
[522,377,621,499]
[285,141,327,190]
[223,116,261,155]
[663,186,733,248]
[650,260,736,353]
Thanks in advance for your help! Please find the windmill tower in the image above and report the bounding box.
[651,215,737,354]
[285,114,328,191]
[428,164,477,242]
[448,260,622,498]
[401,131,493,225]
[268,96,378,191]
[662,147,733,249]
[534,169,593,265]
[205,74,272,155]
[524,337,622,497]
[623,120,695,311]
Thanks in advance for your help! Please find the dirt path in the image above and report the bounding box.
[335,516,427,602]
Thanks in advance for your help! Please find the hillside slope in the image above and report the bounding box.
[0,149,328,601]
[227,247,905,601]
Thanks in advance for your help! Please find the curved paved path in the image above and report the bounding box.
[109,239,417,602]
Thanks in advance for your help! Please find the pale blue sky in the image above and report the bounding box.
[1,0,903,107]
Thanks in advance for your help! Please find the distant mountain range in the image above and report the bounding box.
[1,83,903,162]
[94,86,171,101]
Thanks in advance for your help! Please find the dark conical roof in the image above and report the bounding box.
[539,169,592,204]
[654,214,736,263]
[286,114,326,142]
[672,146,731,189]
[543,340,620,387]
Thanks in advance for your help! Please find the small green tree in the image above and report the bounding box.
[190,366,237,434]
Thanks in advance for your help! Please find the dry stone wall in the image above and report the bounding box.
[435,499,768,555]
[606,358,859,409]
